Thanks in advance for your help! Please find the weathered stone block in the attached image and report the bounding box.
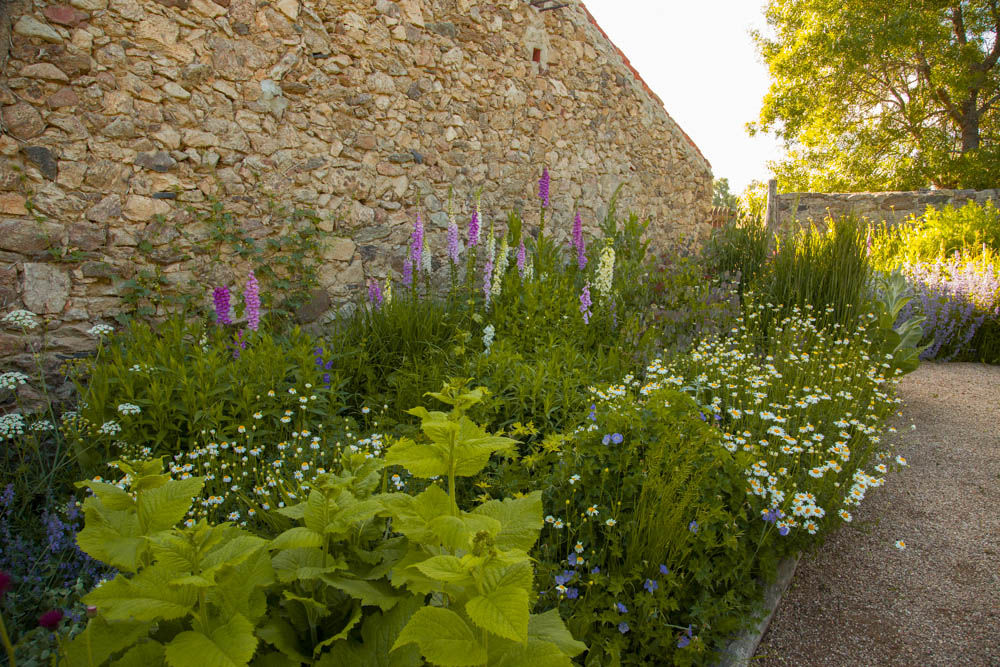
[23,263,71,314]
[3,102,46,140]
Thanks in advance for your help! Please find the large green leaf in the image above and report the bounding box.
[428,514,502,552]
[76,501,144,572]
[392,607,486,666]
[62,616,151,666]
[527,610,587,657]
[84,566,198,622]
[382,485,453,540]
[471,491,543,552]
[209,548,274,622]
[490,638,573,667]
[304,490,339,534]
[410,555,468,583]
[75,480,136,511]
[385,437,449,478]
[164,613,258,667]
[271,527,324,550]
[465,584,530,642]
[320,575,404,611]
[271,547,339,583]
[138,477,205,534]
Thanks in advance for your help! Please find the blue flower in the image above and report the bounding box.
[565,587,579,599]
[618,622,630,634]
[588,404,597,421]
[555,570,576,586]
[610,432,623,444]
[778,525,790,536]
[602,434,611,446]
[677,624,694,648]
[688,520,699,533]
[659,564,670,575]
[591,566,600,574]
[643,578,658,593]
[616,602,627,613]
[699,412,706,421]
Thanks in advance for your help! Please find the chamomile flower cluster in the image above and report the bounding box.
[128,386,389,526]
[658,299,906,538]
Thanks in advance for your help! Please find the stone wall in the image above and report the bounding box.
[0,0,712,365]
[775,188,1000,230]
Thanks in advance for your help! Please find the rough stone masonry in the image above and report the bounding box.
[0,0,712,365]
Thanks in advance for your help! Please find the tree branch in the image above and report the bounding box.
[916,50,964,125]
[950,5,968,45]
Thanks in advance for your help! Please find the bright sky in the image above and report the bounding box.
[581,0,784,195]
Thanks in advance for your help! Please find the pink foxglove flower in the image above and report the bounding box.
[213,286,232,326]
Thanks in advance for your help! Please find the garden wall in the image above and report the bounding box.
[0,0,713,364]
[775,188,1000,230]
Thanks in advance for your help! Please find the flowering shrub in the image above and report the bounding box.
[896,250,1000,360]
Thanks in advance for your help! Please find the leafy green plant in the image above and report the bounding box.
[870,270,929,374]
[73,316,336,466]
[67,455,424,665]
[382,380,586,666]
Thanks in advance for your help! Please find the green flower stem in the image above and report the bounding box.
[0,612,16,667]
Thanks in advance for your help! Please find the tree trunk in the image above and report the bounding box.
[960,98,981,152]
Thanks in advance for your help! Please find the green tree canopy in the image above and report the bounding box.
[712,177,740,209]
[751,0,1000,192]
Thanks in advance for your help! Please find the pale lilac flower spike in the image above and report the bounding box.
[244,271,260,332]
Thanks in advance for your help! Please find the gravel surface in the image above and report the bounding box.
[753,362,1000,667]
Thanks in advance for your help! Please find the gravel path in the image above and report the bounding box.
[753,362,1000,667]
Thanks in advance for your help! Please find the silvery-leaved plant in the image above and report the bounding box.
[383,380,586,666]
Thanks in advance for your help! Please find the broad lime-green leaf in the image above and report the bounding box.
[84,566,197,622]
[271,527,324,550]
[164,613,257,667]
[320,575,403,611]
[75,481,136,511]
[490,638,573,667]
[385,438,449,478]
[421,418,459,446]
[481,561,534,596]
[304,490,339,534]
[271,547,335,583]
[428,514,502,552]
[410,555,468,583]
[383,485,453,540]
[62,616,151,667]
[465,584,530,642]
[138,477,204,534]
[208,549,274,622]
[392,607,486,666]
[528,610,587,657]
[471,491,543,552]
[76,502,144,572]
[276,502,307,520]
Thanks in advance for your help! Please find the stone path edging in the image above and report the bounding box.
[714,555,801,667]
